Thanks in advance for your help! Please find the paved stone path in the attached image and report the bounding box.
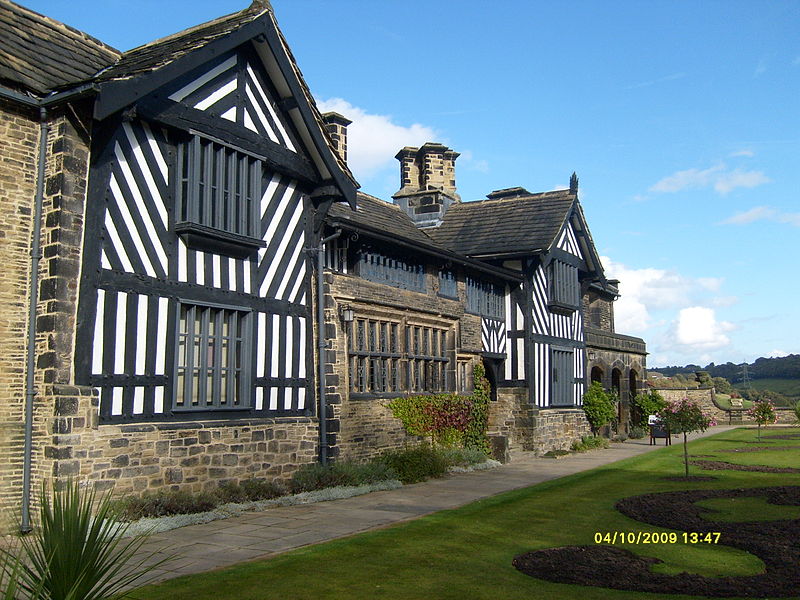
[131,426,740,587]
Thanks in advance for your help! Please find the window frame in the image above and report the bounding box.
[174,133,267,258]
[348,316,451,396]
[547,259,580,315]
[465,277,505,320]
[438,269,458,299]
[550,347,575,407]
[357,250,426,293]
[173,300,253,412]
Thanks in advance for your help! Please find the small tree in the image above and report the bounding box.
[582,382,616,436]
[748,400,777,441]
[657,398,716,477]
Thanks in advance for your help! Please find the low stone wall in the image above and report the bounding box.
[530,409,591,455]
[652,388,728,424]
[47,384,318,497]
[336,397,422,462]
[488,387,536,451]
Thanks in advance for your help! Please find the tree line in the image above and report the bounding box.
[651,354,800,383]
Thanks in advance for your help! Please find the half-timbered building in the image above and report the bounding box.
[1,0,645,515]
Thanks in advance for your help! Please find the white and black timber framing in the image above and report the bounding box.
[75,26,354,422]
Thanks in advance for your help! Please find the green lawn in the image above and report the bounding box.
[130,428,800,600]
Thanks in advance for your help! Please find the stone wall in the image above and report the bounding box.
[530,409,591,455]
[488,387,536,451]
[0,99,40,513]
[46,383,318,493]
[324,266,481,462]
[652,388,727,424]
[0,102,95,520]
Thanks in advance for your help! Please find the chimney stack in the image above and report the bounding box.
[321,112,352,164]
[392,143,460,229]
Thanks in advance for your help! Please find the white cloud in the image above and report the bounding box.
[625,72,686,90]
[720,206,776,225]
[458,149,489,173]
[673,306,734,350]
[720,206,800,227]
[778,212,800,227]
[711,296,738,307]
[649,164,724,193]
[315,97,439,179]
[600,257,739,359]
[713,169,771,194]
[766,349,790,358]
[730,149,754,158]
[649,163,770,195]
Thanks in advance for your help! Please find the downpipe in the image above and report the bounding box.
[316,229,341,465]
[21,107,49,533]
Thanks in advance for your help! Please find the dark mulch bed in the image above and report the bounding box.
[720,445,800,453]
[763,432,800,440]
[661,475,716,482]
[690,459,800,474]
[513,486,800,598]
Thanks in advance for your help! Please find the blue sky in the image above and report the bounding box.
[26,0,800,367]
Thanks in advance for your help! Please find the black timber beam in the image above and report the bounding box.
[257,15,357,208]
[134,100,319,185]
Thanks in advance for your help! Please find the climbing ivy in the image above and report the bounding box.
[386,363,491,453]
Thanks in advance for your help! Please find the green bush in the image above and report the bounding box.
[290,460,397,493]
[631,390,666,427]
[571,435,610,452]
[386,364,491,453]
[215,479,286,504]
[438,446,489,467]
[379,444,449,484]
[582,382,616,435]
[628,425,647,439]
[115,489,218,521]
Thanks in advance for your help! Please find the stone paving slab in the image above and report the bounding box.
[128,426,739,588]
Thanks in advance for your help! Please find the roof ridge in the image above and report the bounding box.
[116,6,262,56]
[0,0,121,56]
[454,189,573,208]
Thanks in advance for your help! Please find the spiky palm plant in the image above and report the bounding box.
[1,481,167,600]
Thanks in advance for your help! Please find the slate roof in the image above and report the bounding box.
[0,0,355,187]
[93,5,263,83]
[0,0,120,95]
[327,192,441,250]
[428,188,576,257]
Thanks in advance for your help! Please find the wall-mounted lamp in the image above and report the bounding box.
[340,305,354,323]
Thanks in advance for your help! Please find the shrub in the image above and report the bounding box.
[463,363,491,454]
[386,364,491,453]
[631,391,666,427]
[628,425,647,439]
[582,382,616,435]
[571,435,610,452]
[379,444,449,484]
[215,479,286,504]
[290,461,397,493]
[115,489,218,521]
[438,446,489,468]
[1,481,165,600]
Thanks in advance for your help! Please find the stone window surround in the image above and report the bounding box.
[343,304,459,399]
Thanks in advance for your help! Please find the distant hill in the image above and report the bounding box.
[650,354,800,383]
